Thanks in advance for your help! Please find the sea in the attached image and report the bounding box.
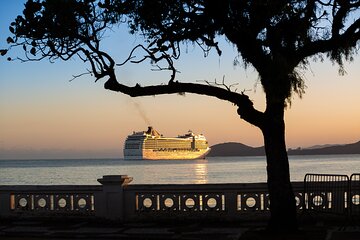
[0,155,359,185]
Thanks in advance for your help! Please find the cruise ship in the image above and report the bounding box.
[123,127,211,160]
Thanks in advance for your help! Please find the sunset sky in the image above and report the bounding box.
[1,1,359,159]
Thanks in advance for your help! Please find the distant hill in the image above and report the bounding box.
[208,142,265,157]
[208,140,360,157]
[288,140,360,155]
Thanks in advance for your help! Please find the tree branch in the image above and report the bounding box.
[104,74,264,128]
[296,17,360,60]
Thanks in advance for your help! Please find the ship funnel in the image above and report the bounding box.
[147,126,153,134]
[146,126,161,137]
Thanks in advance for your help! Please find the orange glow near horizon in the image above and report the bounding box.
[0,1,359,159]
[1,65,360,159]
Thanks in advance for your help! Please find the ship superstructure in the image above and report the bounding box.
[124,127,211,160]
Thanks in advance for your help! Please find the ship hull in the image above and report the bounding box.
[143,148,210,160]
[124,148,211,160]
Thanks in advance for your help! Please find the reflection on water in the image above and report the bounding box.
[193,160,208,184]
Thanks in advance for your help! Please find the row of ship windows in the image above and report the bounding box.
[125,143,141,149]
[125,152,141,156]
[144,140,194,143]
[143,146,192,149]
[152,148,200,152]
[126,145,208,150]
[125,145,206,150]
[126,146,207,151]
[144,141,207,145]
[126,137,208,143]
[125,142,208,149]
[144,143,192,148]
[145,138,207,141]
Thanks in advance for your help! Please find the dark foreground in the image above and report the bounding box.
[1,217,359,240]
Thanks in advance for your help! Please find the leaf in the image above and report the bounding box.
[30,47,36,56]
[0,49,8,56]
[9,26,15,34]
[6,37,14,44]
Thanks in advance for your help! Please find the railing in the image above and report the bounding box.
[350,173,360,216]
[0,185,102,218]
[0,174,359,222]
[304,174,349,214]
[123,182,305,222]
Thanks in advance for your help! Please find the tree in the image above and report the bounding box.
[3,0,360,231]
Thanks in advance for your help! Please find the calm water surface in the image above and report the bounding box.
[0,155,359,185]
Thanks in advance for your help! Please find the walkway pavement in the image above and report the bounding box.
[0,218,359,239]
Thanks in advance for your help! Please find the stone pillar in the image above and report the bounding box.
[95,175,133,221]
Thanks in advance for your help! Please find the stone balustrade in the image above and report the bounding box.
[0,185,101,218]
[122,181,305,222]
[0,174,359,222]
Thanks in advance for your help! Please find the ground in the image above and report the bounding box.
[1,216,359,239]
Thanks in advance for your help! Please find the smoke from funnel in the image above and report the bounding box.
[131,100,152,126]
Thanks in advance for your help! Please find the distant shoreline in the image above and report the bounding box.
[1,140,359,160]
[208,140,360,157]
[2,154,360,161]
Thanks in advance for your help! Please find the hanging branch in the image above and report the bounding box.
[117,43,179,83]
[197,76,239,92]
[69,70,93,82]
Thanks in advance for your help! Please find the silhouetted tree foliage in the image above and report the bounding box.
[3,0,360,231]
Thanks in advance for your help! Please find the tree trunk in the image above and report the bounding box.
[261,100,297,232]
